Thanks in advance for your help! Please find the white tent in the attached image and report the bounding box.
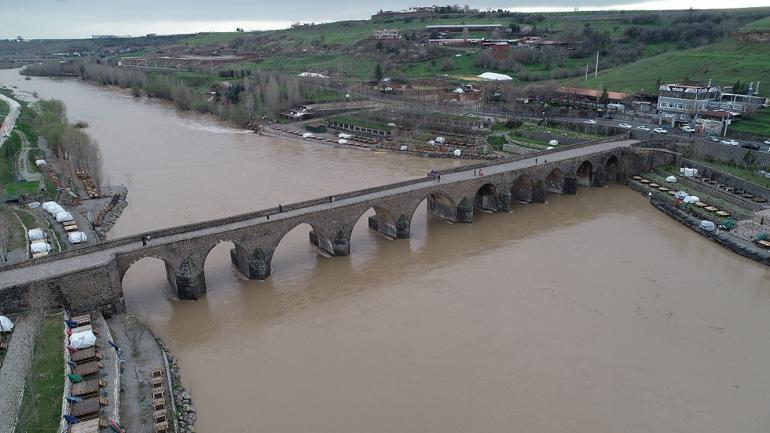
[298,72,328,78]
[0,316,14,332]
[42,201,63,215]
[69,330,96,349]
[30,242,52,254]
[338,139,348,144]
[302,132,314,138]
[55,211,74,222]
[684,196,700,204]
[338,133,352,139]
[549,139,559,146]
[478,72,513,81]
[27,229,46,241]
[665,175,677,183]
[675,191,689,200]
[68,231,88,244]
[453,149,462,157]
[435,137,445,144]
[699,220,716,232]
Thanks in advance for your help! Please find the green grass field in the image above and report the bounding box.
[575,39,770,95]
[731,109,770,138]
[740,16,770,32]
[696,159,770,189]
[17,314,64,433]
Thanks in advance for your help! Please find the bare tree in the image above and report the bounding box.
[0,210,8,264]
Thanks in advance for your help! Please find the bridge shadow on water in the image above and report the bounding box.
[123,183,641,338]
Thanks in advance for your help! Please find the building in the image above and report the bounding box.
[373,29,400,39]
[710,92,767,114]
[554,87,628,109]
[657,83,720,126]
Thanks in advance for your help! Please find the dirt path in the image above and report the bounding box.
[15,131,41,182]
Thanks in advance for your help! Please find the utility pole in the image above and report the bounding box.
[585,63,589,81]
[594,51,599,79]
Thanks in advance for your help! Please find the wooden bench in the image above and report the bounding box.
[154,421,169,433]
[69,418,100,433]
[151,376,163,388]
[71,347,100,363]
[71,314,92,326]
[154,410,168,423]
[757,240,770,249]
[152,390,164,400]
[73,361,101,377]
[153,398,166,411]
[70,397,100,417]
[151,368,164,378]
[71,378,105,397]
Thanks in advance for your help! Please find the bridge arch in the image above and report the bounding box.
[544,167,564,194]
[511,174,533,202]
[603,155,620,182]
[120,255,178,299]
[474,183,499,212]
[575,160,593,187]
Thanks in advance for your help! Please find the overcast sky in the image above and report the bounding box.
[3,0,768,39]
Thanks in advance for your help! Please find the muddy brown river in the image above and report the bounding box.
[2,69,769,433]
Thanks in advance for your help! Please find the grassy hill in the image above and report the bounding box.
[740,16,770,31]
[576,39,770,95]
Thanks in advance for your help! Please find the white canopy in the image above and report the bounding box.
[42,201,63,215]
[68,231,87,244]
[69,330,96,349]
[549,139,559,146]
[27,229,46,241]
[478,72,513,81]
[338,139,348,144]
[665,175,677,183]
[30,242,52,254]
[684,196,700,204]
[699,220,716,232]
[55,211,74,222]
[435,137,445,144]
[338,133,352,139]
[675,191,689,200]
[34,159,47,167]
[453,149,462,157]
[0,316,14,332]
[298,72,328,78]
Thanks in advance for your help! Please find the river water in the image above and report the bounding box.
[2,69,770,433]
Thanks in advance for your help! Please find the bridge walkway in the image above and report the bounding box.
[0,139,636,289]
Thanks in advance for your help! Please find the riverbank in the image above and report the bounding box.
[628,179,770,265]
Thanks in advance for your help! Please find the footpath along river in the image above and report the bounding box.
[2,69,769,433]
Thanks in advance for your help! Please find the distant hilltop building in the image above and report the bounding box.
[92,34,132,39]
[372,5,477,21]
[373,29,400,39]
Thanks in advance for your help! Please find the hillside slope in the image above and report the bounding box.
[577,39,770,95]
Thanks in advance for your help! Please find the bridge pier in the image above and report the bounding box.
[592,168,606,187]
[563,177,578,195]
[497,190,512,212]
[474,194,499,213]
[428,196,457,222]
[456,198,474,223]
[169,257,206,300]
[531,181,546,202]
[368,215,397,239]
[230,246,273,280]
[310,230,350,256]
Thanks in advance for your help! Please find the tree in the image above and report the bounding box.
[599,86,610,106]
[373,63,383,82]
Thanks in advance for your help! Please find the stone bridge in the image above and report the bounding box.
[0,140,676,314]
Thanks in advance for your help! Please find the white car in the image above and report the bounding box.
[637,125,650,131]
[764,139,770,145]
[681,126,696,133]
[720,139,739,146]
[583,119,597,124]
[618,123,632,129]
[653,127,668,134]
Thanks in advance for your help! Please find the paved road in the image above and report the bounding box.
[0,93,21,150]
[0,139,636,289]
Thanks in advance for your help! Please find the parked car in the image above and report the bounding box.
[720,139,739,146]
[618,123,632,129]
[706,135,720,142]
[681,125,696,133]
[653,127,667,134]
[764,139,770,145]
[741,142,760,150]
[583,119,597,124]
[637,125,650,131]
